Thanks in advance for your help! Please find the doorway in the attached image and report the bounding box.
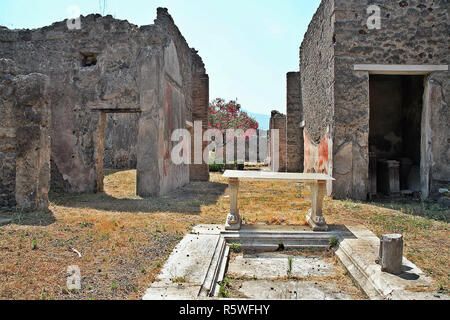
[93,108,141,196]
[368,75,425,196]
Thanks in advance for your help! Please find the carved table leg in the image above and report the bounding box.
[225,178,241,230]
[306,181,328,231]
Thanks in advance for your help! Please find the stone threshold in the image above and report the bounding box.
[204,224,355,251]
[143,224,447,300]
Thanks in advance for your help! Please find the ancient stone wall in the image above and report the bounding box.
[300,0,449,200]
[190,50,210,181]
[286,72,304,173]
[300,0,335,146]
[269,111,287,172]
[0,8,210,197]
[333,0,449,200]
[0,59,50,210]
[299,0,335,197]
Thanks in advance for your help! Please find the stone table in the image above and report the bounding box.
[222,170,335,231]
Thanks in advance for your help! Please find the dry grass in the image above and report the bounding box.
[0,169,448,299]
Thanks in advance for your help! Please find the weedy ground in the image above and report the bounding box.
[0,169,448,299]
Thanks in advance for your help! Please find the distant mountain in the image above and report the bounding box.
[243,110,271,131]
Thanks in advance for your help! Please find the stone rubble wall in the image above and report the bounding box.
[299,0,335,193]
[333,0,449,200]
[0,59,50,210]
[300,0,449,200]
[300,0,335,147]
[286,72,304,173]
[0,8,210,197]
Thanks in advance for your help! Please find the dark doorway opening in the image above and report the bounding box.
[368,75,424,197]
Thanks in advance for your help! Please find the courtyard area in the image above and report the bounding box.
[0,169,448,300]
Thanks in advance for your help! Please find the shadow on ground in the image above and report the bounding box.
[49,180,228,215]
[364,199,449,223]
[0,209,56,226]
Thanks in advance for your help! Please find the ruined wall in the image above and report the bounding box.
[1,16,142,193]
[190,50,210,181]
[0,8,209,197]
[104,113,139,169]
[1,15,145,193]
[300,0,335,146]
[0,59,50,210]
[136,9,208,196]
[300,0,449,199]
[269,111,287,172]
[286,72,304,172]
[300,0,335,191]
[333,0,449,199]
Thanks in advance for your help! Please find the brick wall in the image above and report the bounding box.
[269,111,287,172]
[190,55,210,181]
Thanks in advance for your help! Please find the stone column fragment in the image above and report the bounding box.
[286,72,304,173]
[378,234,404,275]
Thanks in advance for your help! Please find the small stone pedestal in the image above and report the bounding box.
[225,178,241,230]
[378,234,403,275]
[378,160,400,196]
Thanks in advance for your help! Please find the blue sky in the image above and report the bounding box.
[0,0,321,118]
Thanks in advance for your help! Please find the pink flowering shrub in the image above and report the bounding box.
[208,98,259,136]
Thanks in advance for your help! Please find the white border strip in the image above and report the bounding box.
[354,64,448,75]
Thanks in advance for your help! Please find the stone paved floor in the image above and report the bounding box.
[224,251,366,300]
[143,224,447,300]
